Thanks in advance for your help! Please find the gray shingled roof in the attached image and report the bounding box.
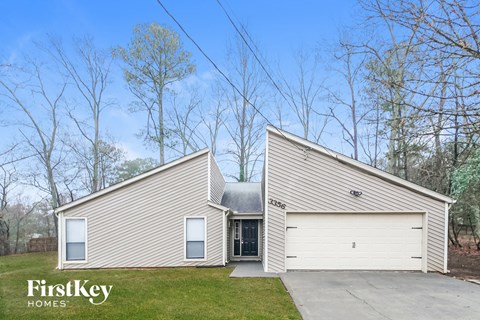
[220,182,263,213]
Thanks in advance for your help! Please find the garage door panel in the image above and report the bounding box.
[286,213,423,271]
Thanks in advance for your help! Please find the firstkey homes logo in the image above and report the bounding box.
[27,280,113,307]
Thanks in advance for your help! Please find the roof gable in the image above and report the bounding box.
[55,149,210,212]
[267,126,454,204]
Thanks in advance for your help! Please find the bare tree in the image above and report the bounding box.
[0,60,67,234]
[199,84,228,157]
[223,37,266,182]
[48,36,114,193]
[358,0,480,251]
[360,90,384,168]
[69,138,125,191]
[272,95,287,130]
[168,89,202,156]
[9,201,39,253]
[324,38,367,160]
[0,155,17,255]
[98,140,125,189]
[359,0,439,179]
[281,49,326,142]
[361,0,480,161]
[110,158,158,184]
[386,0,480,68]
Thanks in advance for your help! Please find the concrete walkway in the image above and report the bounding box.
[229,261,278,278]
[281,271,480,320]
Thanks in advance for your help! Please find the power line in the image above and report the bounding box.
[222,1,284,88]
[215,0,296,112]
[214,0,338,159]
[155,0,304,152]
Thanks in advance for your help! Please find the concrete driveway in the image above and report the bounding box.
[280,271,480,320]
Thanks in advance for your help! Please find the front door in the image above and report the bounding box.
[241,220,258,256]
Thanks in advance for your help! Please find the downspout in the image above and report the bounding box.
[54,210,63,270]
[207,201,231,267]
[223,209,232,266]
[222,209,226,266]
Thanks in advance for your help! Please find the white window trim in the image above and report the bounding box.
[232,219,242,257]
[184,216,207,261]
[62,217,88,264]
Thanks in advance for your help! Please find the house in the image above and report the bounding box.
[55,126,454,273]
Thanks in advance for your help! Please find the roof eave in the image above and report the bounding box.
[208,201,231,212]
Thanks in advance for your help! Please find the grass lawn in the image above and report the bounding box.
[0,252,300,320]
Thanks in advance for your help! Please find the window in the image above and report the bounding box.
[66,218,86,261]
[185,217,205,259]
[234,221,240,240]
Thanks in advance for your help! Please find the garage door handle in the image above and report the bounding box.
[411,256,422,259]
[286,256,297,258]
[352,242,356,248]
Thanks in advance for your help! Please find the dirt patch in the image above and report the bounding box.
[448,246,480,281]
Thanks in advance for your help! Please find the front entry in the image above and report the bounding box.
[233,219,259,257]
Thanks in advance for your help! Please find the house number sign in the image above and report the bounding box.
[268,198,286,209]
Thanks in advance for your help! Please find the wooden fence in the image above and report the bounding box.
[27,237,57,252]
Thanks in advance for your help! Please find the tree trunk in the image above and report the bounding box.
[468,214,480,250]
[46,158,60,236]
[92,101,100,192]
[387,104,399,175]
[239,95,246,182]
[159,88,165,165]
[14,220,21,254]
[447,100,461,247]
[238,65,247,182]
[347,52,358,160]
[0,220,10,255]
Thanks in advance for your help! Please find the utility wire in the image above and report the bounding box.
[215,0,296,112]
[155,0,304,152]
[215,0,338,159]
[222,1,287,96]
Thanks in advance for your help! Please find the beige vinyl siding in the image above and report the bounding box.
[266,131,446,273]
[209,154,225,204]
[61,153,223,269]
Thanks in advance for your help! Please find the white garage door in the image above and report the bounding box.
[286,213,424,271]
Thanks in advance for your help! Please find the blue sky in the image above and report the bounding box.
[1,0,360,172]
[1,1,358,70]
